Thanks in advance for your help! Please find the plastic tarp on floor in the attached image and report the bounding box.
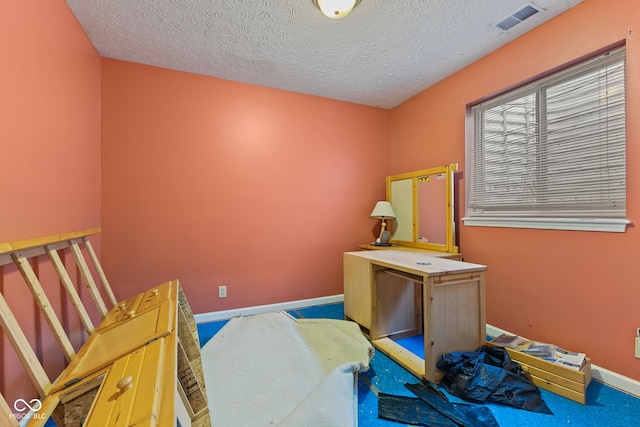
[201,311,374,427]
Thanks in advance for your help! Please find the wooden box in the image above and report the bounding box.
[491,344,592,404]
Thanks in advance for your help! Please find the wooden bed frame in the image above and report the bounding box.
[0,229,210,426]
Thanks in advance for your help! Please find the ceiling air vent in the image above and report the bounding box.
[495,2,544,32]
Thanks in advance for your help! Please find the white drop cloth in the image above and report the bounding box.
[200,311,373,427]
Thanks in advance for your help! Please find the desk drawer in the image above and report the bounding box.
[52,301,174,394]
[27,338,170,427]
[100,280,176,331]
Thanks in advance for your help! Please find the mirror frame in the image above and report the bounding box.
[386,163,459,253]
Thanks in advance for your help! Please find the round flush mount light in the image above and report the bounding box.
[312,0,361,19]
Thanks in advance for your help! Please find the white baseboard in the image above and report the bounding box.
[194,294,345,324]
[486,324,640,398]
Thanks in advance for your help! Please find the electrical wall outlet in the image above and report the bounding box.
[218,285,227,299]
[636,337,640,359]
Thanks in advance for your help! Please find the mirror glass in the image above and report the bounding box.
[389,178,413,242]
[386,164,458,253]
[417,173,447,245]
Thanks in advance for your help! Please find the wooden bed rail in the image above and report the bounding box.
[0,392,19,427]
[0,229,116,406]
[0,229,100,253]
[1,231,212,426]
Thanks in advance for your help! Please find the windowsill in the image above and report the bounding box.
[461,217,631,232]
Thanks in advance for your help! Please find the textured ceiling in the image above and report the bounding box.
[66,0,583,109]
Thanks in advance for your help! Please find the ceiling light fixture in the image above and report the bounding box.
[312,0,361,19]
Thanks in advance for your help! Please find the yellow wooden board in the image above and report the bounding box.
[85,338,166,426]
[98,280,176,332]
[52,301,174,394]
[1,229,100,254]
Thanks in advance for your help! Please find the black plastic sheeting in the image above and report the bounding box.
[378,346,553,426]
[378,380,499,427]
[405,381,499,426]
[436,345,553,415]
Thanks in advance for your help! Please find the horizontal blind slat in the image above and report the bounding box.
[466,46,626,221]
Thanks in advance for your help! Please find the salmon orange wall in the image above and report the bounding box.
[0,0,101,409]
[100,59,390,315]
[390,0,640,380]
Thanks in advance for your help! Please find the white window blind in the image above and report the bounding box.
[463,46,629,232]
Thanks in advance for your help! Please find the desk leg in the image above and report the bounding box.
[423,277,435,382]
[415,282,423,336]
[370,264,379,340]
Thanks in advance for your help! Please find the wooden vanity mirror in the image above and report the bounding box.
[386,163,459,253]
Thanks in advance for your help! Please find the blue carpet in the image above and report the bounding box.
[197,302,640,427]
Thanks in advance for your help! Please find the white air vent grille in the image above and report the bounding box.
[495,2,544,32]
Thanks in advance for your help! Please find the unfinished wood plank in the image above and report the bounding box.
[11,253,77,363]
[0,291,52,397]
[82,237,117,307]
[529,374,587,404]
[177,305,200,363]
[46,246,95,334]
[178,285,199,345]
[372,338,425,379]
[177,340,208,419]
[375,270,420,339]
[499,346,589,384]
[0,392,20,427]
[423,277,437,381]
[0,253,11,267]
[69,241,108,317]
[11,246,48,261]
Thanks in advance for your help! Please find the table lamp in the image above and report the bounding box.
[370,201,396,246]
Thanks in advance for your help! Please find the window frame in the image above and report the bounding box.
[462,45,629,233]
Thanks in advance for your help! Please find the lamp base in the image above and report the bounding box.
[379,230,391,245]
[372,243,393,247]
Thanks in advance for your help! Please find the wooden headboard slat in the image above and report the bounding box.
[0,229,114,409]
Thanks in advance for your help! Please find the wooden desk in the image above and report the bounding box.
[343,250,486,382]
[345,247,461,331]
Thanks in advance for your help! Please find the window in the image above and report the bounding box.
[463,46,629,232]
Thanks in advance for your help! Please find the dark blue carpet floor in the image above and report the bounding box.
[197,303,640,427]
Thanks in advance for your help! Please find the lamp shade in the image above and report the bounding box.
[312,0,360,19]
[370,201,396,219]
